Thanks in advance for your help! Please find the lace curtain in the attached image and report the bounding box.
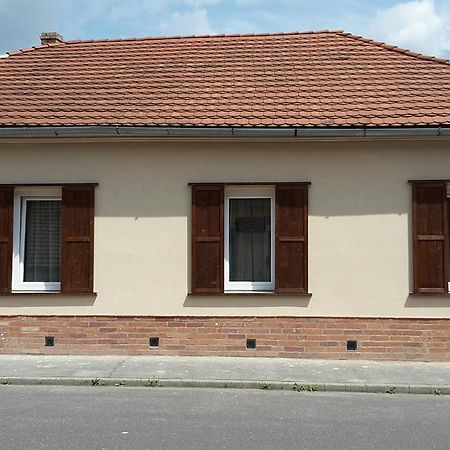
[24,200,61,282]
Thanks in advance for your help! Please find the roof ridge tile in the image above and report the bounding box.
[340,31,450,66]
[7,30,448,68]
[6,30,345,56]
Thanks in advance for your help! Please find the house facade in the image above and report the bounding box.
[1,31,450,360]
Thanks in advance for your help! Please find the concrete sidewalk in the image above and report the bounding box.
[0,355,449,394]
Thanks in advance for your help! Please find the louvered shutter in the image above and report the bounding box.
[61,185,95,293]
[0,187,13,294]
[275,184,308,294]
[191,185,224,294]
[412,182,448,293]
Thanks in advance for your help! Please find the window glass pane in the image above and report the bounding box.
[229,198,271,282]
[24,200,61,282]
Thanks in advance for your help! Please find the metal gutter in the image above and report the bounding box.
[0,126,449,138]
[296,128,365,137]
[364,127,440,137]
[56,126,118,136]
[231,128,295,137]
[438,128,450,136]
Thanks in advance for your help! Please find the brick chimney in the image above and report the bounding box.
[40,32,64,45]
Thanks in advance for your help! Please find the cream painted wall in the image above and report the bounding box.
[1,138,450,318]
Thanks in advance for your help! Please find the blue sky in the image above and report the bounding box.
[1,0,450,57]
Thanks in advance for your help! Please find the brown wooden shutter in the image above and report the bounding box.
[0,187,13,294]
[191,185,224,294]
[412,182,448,293]
[61,185,95,293]
[275,184,308,294]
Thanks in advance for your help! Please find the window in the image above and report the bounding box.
[13,188,62,292]
[447,187,450,293]
[225,187,274,292]
[412,181,448,294]
[0,184,95,294]
[191,183,308,295]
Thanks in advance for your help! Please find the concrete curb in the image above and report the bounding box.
[1,376,450,395]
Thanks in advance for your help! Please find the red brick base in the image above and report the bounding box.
[0,316,449,361]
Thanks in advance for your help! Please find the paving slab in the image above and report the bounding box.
[109,356,450,385]
[0,355,126,378]
[0,355,449,394]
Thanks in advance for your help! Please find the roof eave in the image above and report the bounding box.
[0,126,449,139]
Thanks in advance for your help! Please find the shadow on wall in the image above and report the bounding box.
[184,294,311,308]
[5,140,450,219]
[91,141,412,218]
[0,295,97,308]
[405,295,450,308]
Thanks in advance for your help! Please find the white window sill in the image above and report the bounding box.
[11,290,61,294]
[3,291,97,296]
[225,290,275,294]
[189,291,312,297]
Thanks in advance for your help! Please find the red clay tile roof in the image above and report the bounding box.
[1,30,450,128]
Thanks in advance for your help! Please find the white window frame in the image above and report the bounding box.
[12,187,62,293]
[224,186,275,292]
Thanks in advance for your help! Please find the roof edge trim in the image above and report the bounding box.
[0,126,449,138]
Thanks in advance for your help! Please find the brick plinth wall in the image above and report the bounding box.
[0,316,450,361]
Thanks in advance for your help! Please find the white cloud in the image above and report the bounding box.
[221,17,259,33]
[183,0,221,5]
[0,0,123,52]
[2,0,448,58]
[159,8,214,35]
[369,0,450,57]
[236,0,271,5]
[0,0,61,52]
[0,0,221,53]
[235,0,298,5]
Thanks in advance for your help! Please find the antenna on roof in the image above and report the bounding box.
[40,32,64,45]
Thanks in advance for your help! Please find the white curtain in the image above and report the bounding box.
[229,198,271,282]
[24,200,61,282]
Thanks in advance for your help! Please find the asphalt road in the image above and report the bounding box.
[1,386,449,450]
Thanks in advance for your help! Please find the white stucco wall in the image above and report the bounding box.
[1,137,450,317]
